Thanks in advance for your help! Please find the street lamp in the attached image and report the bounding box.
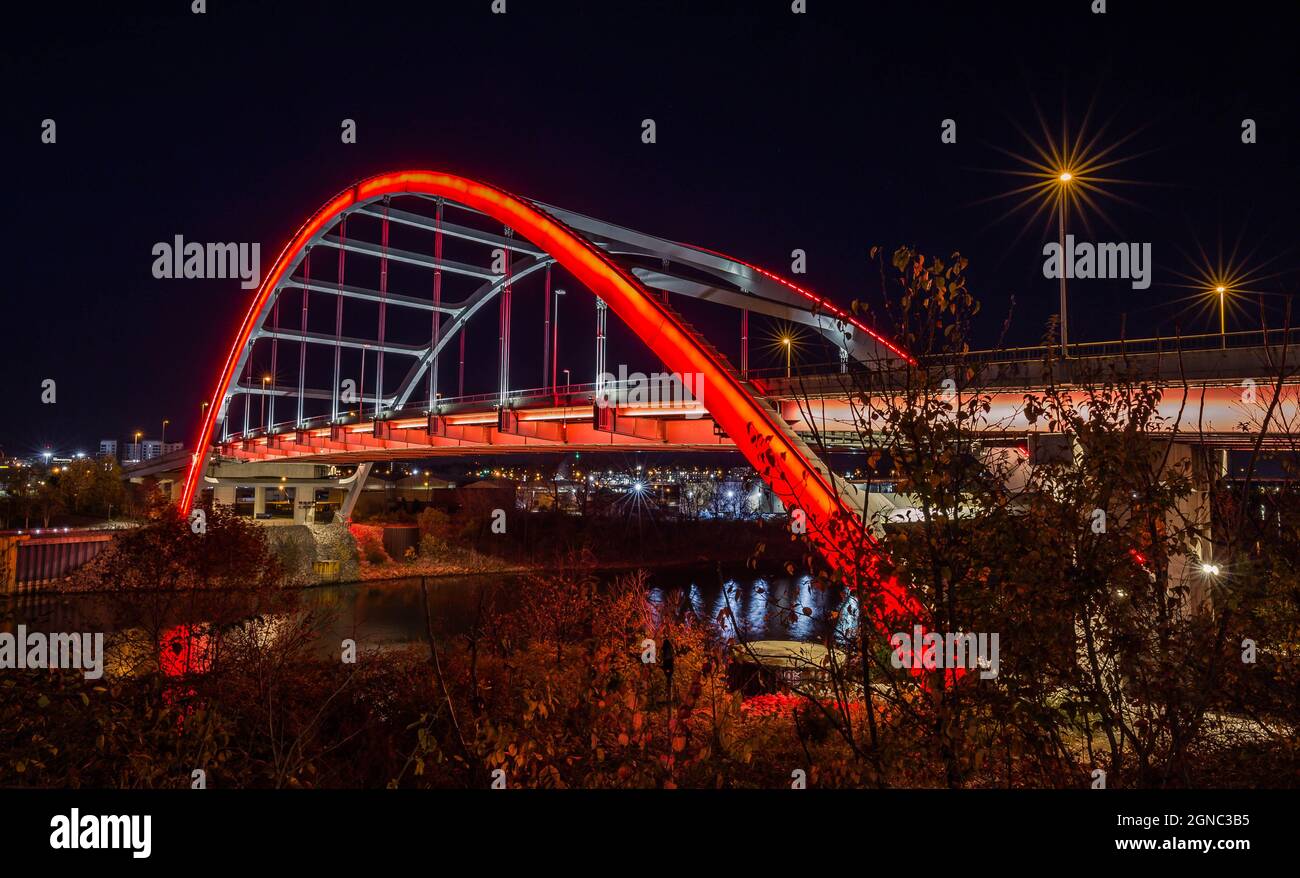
[161,418,170,446]
[563,368,571,389]
[781,337,792,377]
[1215,285,1228,349]
[261,375,271,431]
[1056,170,1074,357]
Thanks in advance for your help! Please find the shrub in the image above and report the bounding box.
[417,507,451,538]
[349,525,390,565]
[419,532,443,558]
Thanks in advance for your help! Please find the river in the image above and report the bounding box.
[4,566,858,663]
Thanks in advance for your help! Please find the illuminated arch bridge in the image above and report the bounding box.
[180,171,923,622]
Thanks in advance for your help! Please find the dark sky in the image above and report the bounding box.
[4,0,1297,457]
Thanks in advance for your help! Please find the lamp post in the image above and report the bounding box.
[1057,171,1073,357]
[261,375,270,431]
[161,419,169,446]
[781,337,792,377]
[1216,285,1227,349]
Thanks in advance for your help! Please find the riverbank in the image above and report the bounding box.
[342,515,802,586]
[346,541,796,586]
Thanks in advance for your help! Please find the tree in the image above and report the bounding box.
[752,245,1299,788]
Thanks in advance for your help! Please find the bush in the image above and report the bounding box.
[417,507,451,538]
[419,532,443,558]
[350,525,390,565]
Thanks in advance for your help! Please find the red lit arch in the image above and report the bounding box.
[180,171,925,628]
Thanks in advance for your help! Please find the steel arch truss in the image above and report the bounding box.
[207,176,912,448]
[181,171,925,632]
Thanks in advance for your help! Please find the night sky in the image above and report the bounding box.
[4,0,1296,457]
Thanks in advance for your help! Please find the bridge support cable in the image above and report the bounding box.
[375,199,391,419]
[498,228,513,407]
[428,198,444,411]
[552,286,564,398]
[332,217,347,423]
[297,249,310,427]
[542,264,552,393]
[242,358,251,435]
[268,297,279,430]
[595,297,608,393]
[358,344,367,420]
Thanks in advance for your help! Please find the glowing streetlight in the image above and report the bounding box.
[1215,285,1228,348]
[1055,170,1074,356]
[161,418,170,446]
[781,336,792,377]
[261,374,271,431]
[1201,562,1221,577]
[985,109,1143,357]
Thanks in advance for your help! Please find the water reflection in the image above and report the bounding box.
[4,566,850,670]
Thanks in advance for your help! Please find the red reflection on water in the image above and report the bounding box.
[159,624,213,677]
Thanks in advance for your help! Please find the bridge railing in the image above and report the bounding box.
[221,327,1300,443]
[944,326,1300,366]
[222,380,655,443]
[746,327,1300,378]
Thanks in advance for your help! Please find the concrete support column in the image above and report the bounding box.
[1166,443,1215,613]
[339,463,373,522]
[213,485,237,507]
[253,487,267,517]
[292,487,311,524]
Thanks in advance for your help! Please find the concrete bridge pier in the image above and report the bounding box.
[292,487,312,524]
[339,463,373,522]
[1166,442,1223,614]
[1021,436,1219,614]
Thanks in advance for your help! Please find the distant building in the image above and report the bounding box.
[163,441,183,455]
[99,440,118,459]
[123,440,165,463]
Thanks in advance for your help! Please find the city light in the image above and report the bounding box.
[1167,232,1286,347]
